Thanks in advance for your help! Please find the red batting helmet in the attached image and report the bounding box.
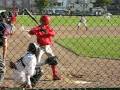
[40,15,50,25]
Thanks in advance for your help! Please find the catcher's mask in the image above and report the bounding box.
[40,15,50,25]
[27,43,39,55]
[0,12,7,19]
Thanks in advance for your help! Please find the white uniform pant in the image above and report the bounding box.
[11,24,16,31]
[78,21,87,27]
[12,70,26,85]
[37,45,55,64]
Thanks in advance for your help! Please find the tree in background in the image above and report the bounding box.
[35,0,49,14]
[95,0,112,12]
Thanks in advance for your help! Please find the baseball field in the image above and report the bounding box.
[17,15,120,59]
[17,15,120,27]
[0,15,120,89]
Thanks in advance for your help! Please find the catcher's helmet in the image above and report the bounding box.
[27,43,39,54]
[40,15,50,25]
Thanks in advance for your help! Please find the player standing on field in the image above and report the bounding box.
[77,16,88,31]
[104,12,112,21]
[28,15,61,80]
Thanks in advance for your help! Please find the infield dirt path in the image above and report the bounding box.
[0,25,120,88]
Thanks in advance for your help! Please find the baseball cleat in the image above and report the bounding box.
[53,75,61,80]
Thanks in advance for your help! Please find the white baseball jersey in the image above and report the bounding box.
[12,52,37,86]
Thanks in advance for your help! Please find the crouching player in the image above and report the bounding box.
[9,43,43,88]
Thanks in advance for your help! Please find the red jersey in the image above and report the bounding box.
[11,15,17,24]
[29,25,55,46]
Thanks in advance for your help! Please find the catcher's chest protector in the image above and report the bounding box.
[0,22,5,46]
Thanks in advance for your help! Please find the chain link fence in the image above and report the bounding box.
[0,6,120,89]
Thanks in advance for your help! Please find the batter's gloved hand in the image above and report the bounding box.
[40,29,48,34]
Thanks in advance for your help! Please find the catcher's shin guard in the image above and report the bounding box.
[0,56,5,82]
[45,56,58,65]
[30,67,43,87]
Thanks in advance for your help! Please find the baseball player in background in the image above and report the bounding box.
[7,11,17,34]
[1,11,15,35]
[10,43,43,88]
[28,15,61,80]
[104,12,112,21]
[77,16,88,31]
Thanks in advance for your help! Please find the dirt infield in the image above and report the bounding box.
[0,25,120,88]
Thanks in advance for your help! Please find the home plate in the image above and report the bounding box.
[63,76,91,84]
[74,80,91,84]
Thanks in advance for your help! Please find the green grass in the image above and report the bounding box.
[17,15,120,27]
[17,15,38,26]
[56,37,120,59]
[17,15,120,59]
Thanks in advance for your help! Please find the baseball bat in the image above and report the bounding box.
[24,8,39,25]
[24,8,47,34]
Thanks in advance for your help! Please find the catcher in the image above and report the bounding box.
[28,15,61,80]
[9,43,43,88]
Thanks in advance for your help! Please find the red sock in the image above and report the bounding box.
[51,65,58,77]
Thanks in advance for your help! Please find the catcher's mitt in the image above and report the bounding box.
[30,66,43,87]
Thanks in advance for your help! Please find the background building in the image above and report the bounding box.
[66,0,96,15]
[0,0,119,15]
[44,0,96,15]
